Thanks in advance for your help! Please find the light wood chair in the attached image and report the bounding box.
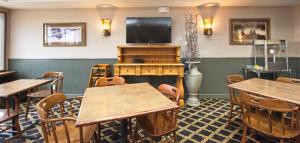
[94,76,125,87]
[25,71,64,120]
[240,91,300,143]
[36,93,97,143]
[134,84,180,142]
[94,76,126,141]
[226,74,244,126]
[276,77,300,85]
[0,96,22,143]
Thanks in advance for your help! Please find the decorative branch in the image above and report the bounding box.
[185,14,200,62]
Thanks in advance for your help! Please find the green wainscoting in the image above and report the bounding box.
[8,58,299,98]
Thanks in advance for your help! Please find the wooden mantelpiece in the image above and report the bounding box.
[114,44,185,106]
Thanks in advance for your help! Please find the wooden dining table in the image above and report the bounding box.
[227,78,300,105]
[76,83,179,143]
[0,79,52,139]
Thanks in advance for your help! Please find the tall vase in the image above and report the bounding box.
[185,61,202,107]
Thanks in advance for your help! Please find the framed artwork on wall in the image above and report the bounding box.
[43,23,86,47]
[229,18,270,45]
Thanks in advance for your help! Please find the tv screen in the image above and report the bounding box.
[126,17,172,43]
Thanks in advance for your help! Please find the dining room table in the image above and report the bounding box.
[0,79,52,139]
[76,82,179,143]
[227,78,300,105]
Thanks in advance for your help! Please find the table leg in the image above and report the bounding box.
[119,119,129,143]
[176,76,185,107]
[79,126,83,143]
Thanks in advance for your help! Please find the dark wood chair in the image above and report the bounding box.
[95,76,125,87]
[276,77,300,85]
[94,76,126,141]
[240,91,300,143]
[36,93,97,143]
[134,84,180,142]
[25,71,64,120]
[0,96,22,143]
[226,74,244,126]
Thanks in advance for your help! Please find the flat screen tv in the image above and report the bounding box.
[126,17,172,43]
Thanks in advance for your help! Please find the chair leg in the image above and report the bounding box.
[25,97,31,120]
[172,130,177,143]
[128,118,132,139]
[97,124,101,142]
[134,122,139,142]
[280,139,285,143]
[15,117,23,142]
[241,126,247,143]
[227,104,233,126]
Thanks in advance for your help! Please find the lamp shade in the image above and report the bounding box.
[96,4,117,20]
[197,2,220,19]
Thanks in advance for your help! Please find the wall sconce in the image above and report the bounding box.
[197,2,219,36]
[203,18,213,35]
[100,19,111,36]
[96,4,117,36]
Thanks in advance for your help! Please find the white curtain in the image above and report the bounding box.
[0,13,5,70]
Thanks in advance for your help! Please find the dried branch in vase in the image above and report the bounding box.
[185,14,200,62]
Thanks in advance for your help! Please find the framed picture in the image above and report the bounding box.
[43,23,86,47]
[229,18,270,45]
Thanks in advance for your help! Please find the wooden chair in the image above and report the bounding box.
[36,93,97,143]
[134,84,180,142]
[0,96,22,143]
[94,76,125,87]
[94,76,126,140]
[240,91,300,143]
[226,75,244,126]
[25,71,64,120]
[276,77,300,85]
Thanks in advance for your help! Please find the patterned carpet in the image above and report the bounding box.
[0,98,282,143]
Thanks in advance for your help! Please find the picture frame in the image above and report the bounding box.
[43,23,86,47]
[229,18,270,45]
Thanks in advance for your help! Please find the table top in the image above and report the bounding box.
[0,79,52,97]
[228,78,300,105]
[0,71,16,77]
[76,83,179,126]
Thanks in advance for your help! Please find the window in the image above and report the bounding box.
[0,12,5,70]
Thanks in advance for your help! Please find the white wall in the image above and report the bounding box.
[294,6,300,56]
[294,6,300,41]
[8,6,298,59]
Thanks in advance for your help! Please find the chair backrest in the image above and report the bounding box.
[226,75,244,105]
[158,84,181,105]
[43,72,64,93]
[150,84,180,136]
[36,93,73,143]
[95,77,125,87]
[240,91,300,138]
[276,77,300,85]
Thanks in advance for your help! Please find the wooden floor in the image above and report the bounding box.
[0,98,283,143]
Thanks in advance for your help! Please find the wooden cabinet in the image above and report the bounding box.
[114,45,185,106]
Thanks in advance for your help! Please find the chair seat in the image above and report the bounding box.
[137,112,176,136]
[47,120,96,143]
[28,90,52,98]
[244,110,300,139]
[0,109,18,122]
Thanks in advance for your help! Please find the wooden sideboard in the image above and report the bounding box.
[114,45,185,106]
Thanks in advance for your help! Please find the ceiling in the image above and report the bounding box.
[1,0,300,9]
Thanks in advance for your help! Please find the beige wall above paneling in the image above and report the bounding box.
[8,6,299,59]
